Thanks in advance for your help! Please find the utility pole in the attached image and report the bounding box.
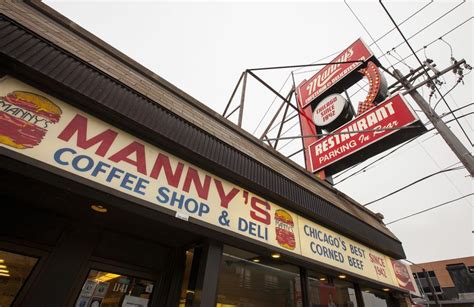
[392,69,474,177]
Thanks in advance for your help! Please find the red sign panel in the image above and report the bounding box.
[308,94,418,173]
[297,39,373,109]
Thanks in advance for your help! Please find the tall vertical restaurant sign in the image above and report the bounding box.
[0,76,416,292]
[296,38,425,176]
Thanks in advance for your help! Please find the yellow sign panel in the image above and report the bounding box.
[0,76,414,291]
[298,216,396,285]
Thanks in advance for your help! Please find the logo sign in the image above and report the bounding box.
[0,91,62,149]
[391,260,421,297]
[313,94,354,132]
[297,39,373,109]
[308,94,421,174]
[275,209,296,250]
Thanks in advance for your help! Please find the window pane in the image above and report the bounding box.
[361,288,394,307]
[333,279,358,307]
[308,271,333,307]
[75,269,154,307]
[0,249,38,307]
[217,246,303,307]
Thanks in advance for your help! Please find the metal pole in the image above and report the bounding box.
[259,88,294,141]
[238,71,248,127]
[423,269,441,307]
[401,59,465,94]
[274,99,291,149]
[223,71,245,117]
[393,69,474,176]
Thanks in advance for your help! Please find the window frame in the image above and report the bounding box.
[0,241,49,307]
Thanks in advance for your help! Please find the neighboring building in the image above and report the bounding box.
[1,2,416,307]
[411,257,474,306]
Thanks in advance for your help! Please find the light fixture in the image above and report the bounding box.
[319,277,326,281]
[382,288,390,292]
[0,265,6,269]
[0,269,9,274]
[271,252,281,259]
[91,204,108,213]
[95,273,120,283]
[252,258,261,263]
[0,273,10,277]
[0,259,4,263]
[338,274,346,279]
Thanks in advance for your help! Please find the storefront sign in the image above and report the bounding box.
[297,39,373,108]
[308,94,419,173]
[0,76,409,291]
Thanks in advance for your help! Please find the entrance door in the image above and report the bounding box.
[72,261,159,307]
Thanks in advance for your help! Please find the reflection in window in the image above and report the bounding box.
[333,279,358,307]
[361,288,394,307]
[75,269,154,307]
[216,246,303,307]
[0,250,38,307]
[308,271,334,307]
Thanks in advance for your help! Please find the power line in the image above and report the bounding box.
[363,165,464,207]
[390,17,472,68]
[385,193,473,225]
[333,105,473,185]
[378,0,466,64]
[344,0,394,67]
[369,0,434,48]
[380,1,473,149]
[293,1,434,76]
[252,73,292,134]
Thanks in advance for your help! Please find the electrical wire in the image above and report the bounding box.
[333,104,473,185]
[378,0,466,62]
[433,81,460,110]
[344,0,394,68]
[294,0,433,76]
[385,193,473,225]
[363,165,464,207]
[369,0,434,48]
[380,0,473,147]
[252,73,292,135]
[390,17,472,68]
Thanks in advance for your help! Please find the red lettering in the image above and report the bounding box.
[109,141,147,175]
[182,167,211,200]
[150,153,184,188]
[250,197,271,225]
[214,179,239,209]
[57,114,117,157]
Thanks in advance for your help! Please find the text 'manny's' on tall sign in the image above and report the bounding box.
[296,38,426,177]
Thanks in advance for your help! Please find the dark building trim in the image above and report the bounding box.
[0,15,405,259]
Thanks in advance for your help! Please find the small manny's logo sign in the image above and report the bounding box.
[0,91,62,149]
[275,209,296,250]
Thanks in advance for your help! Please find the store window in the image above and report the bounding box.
[0,249,38,307]
[361,288,394,307]
[307,271,335,307]
[333,278,358,307]
[75,269,154,307]
[216,246,303,307]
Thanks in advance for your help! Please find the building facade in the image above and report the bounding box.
[411,257,474,306]
[1,2,416,307]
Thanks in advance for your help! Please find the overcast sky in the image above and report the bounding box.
[45,0,473,264]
